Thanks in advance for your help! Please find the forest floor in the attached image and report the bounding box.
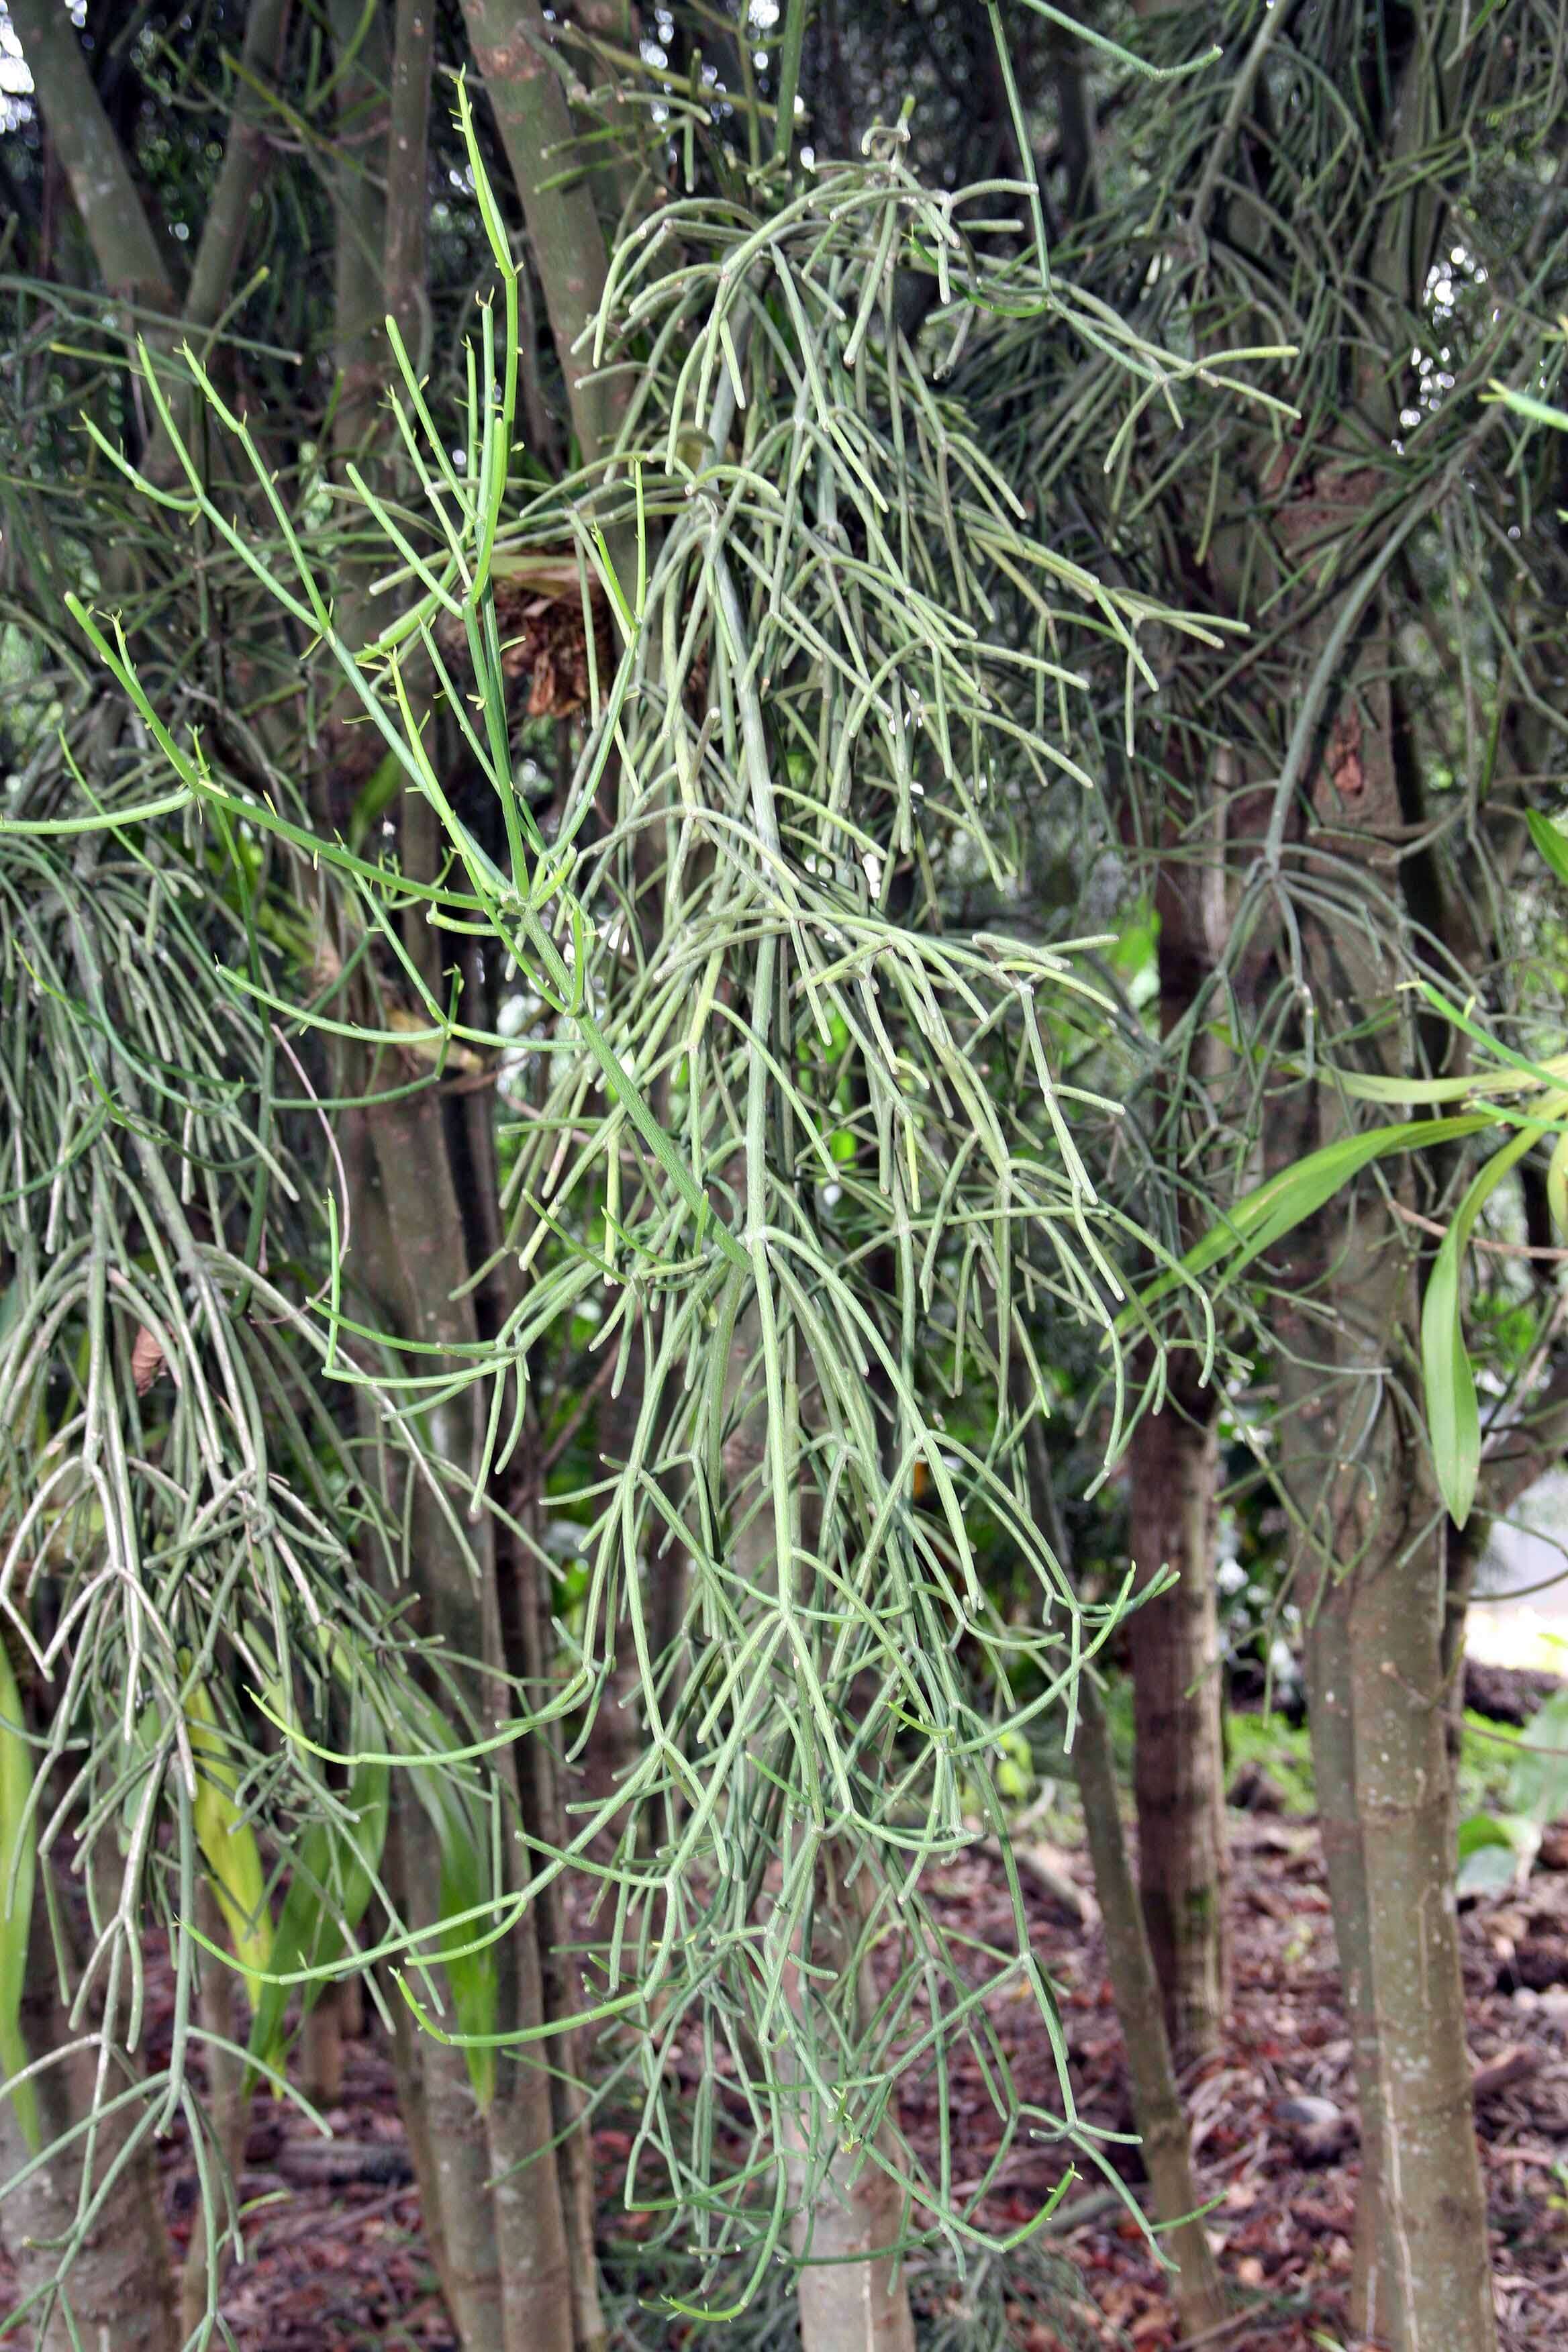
[7,1674,1568,2351]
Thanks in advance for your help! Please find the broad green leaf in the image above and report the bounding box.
[0,1648,37,2152]
[1118,1114,1493,1332]
[1509,1690,1568,1827]
[1528,808,1568,891]
[1456,1808,1538,1896]
[1422,1125,1540,1528]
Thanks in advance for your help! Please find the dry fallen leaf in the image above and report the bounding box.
[131,1326,166,1393]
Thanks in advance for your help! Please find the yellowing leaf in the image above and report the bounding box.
[185,1678,273,2008]
[0,1647,37,2152]
[1549,1128,1568,1240]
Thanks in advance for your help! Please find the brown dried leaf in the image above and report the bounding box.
[131,1326,166,1395]
[491,567,616,721]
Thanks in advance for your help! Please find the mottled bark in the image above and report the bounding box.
[499,1493,607,2352]
[6,0,175,311]
[786,1856,916,2352]
[1285,1364,1493,2352]
[300,1983,346,2106]
[387,0,436,371]
[720,1001,918,2352]
[1267,570,1496,2351]
[12,0,291,500]
[1073,1676,1229,2342]
[384,1814,456,2314]
[179,1881,250,2341]
[456,0,626,464]
[579,1363,649,1833]
[364,1081,577,2352]
[330,0,393,462]
[1019,1407,1226,2341]
[1128,808,1232,2071]
[318,11,605,2334]
[1299,1565,1389,2341]
[183,0,294,342]
[1128,1385,1228,2070]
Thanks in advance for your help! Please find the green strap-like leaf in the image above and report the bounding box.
[1527,808,1568,891]
[1117,1113,1494,1332]
[1422,1124,1542,1529]
[185,1679,275,2009]
[0,1649,38,2153]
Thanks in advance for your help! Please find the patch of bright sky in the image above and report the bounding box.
[1397,244,1491,438]
[0,4,34,135]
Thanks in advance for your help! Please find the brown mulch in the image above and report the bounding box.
[4,1810,1568,2349]
[886,1812,1568,2352]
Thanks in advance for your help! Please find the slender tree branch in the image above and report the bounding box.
[1473,1354,1568,1524]
[8,0,175,309]
[387,0,436,372]
[458,0,624,464]
[184,0,294,342]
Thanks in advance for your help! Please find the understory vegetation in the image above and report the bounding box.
[3,3,1568,2351]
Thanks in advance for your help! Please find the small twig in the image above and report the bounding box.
[252,2177,418,2253]
[260,1023,350,1319]
[539,1348,620,1475]
[1186,2,1287,239]
[1046,2182,1143,2233]
[1176,2309,1261,2350]
[1388,1200,1568,1261]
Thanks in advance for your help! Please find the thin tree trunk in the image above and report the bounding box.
[387,0,436,367]
[5,0,175,309]
[579,1360,649,1833]
[1128,807,1232,2072]
[320,11,558,2326]
[315,6,587,2332]
[365,1081,577,2352]
[786,1854,916,2352]
[499,1491,607,2352]
[722,1249,918,2352]
[183,0,293,339]
[1286,1389,1494,2352]
[383,1809,457,2316]
[1073,1677,1229,2342]
[1018,1404,1226,2341]
[457,0,624,465]
[1266,642,1496,2349]
[446,937,607,2352]
[1128,1381,1228,2071]
[301,1986,346,2106]
[1299,1567,1389,2343]
[329,0,392,462]
[1350,1506,1492,2351]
